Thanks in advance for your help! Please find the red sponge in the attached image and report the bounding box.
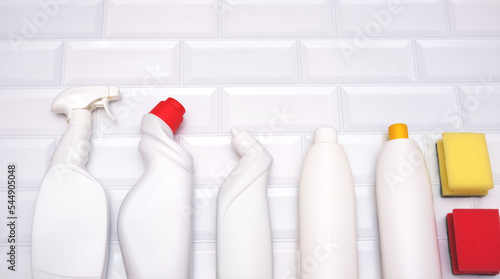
[447,209,500,275]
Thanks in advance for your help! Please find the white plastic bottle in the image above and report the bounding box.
[299,127,359,279]
[376,123,442,279]
[117,98,193,279]
[31,86,120,279]
[216,128,274,279]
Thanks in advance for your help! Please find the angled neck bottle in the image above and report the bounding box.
[117,98,194,279]
[216,128,274,279]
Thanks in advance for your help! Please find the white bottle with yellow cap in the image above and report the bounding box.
[376,123,442,279]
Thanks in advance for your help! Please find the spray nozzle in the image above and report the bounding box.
[51,86,120,122]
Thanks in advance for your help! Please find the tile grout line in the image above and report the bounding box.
[411,39,421,84]
[330,0,337,38]
[296,40,303,85]
[453,85,465,131]
[59,41,67,86]
[442,0,453,37]
[218,86,223,134]
[336,86,345,132]
[101,0,109,39]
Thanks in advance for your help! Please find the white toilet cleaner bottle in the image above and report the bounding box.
[216,128,274,279]
[117,98,193,279]
[299,127,359,279]
[31,86,120,279]
[376,123,442,279]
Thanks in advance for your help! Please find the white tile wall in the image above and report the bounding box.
[459,85,500,131]
[221,0,334,37]
[448,0,500,37]
[1,0,500,278]
[0,41,63,86]
[0,0,104,39]
[184,41,299,84]
[341,86,459,131]
[301,40,416,83]
[222,87,340,132]
[64,41,181,85]
[106,0,218,38]
[416,40,500,82]
[335,0,448,37]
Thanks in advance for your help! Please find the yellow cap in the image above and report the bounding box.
[388,123,408,140]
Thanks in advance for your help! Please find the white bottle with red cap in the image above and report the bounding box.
[299,127,359,279]
[376,123,441,279]
[117,98,194,279]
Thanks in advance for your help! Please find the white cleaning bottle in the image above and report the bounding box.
[299,127,359,279]
[117,98,193,279]
[216,128,274,279]
[376,123,442,279]
[31,86,120,279]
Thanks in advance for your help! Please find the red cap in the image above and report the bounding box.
[149,98,185,133]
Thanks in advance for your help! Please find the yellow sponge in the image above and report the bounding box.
[437,132,494,196]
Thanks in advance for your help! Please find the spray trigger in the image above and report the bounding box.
[95,97,116,122]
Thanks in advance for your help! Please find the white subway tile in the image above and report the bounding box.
[473,182,500,209]
[192,243,217,279]
[107,243,127,279]
[273,242,300,279]
[0,139,56,188]
[301,40,416,83]
[107,189,128,242]
[0,245,32,278]
[221,0,333,37]
[106,0,217,38]
[184,41,299,84]
[486,134,500,182]
[340,135,386,184]
[180,135,303,185]
[179,136,234,186]
[355,186,380,238]
[341,86,459,131]
[222,87,339,132]
[0,190,37,244]
[0,0,104,39]
[416,40,500,82]
[0,89,68,136]
[426,133,444,184]
[100,87,219,135]
[87,137,143,187]
[431,186,472,237]
[64,41,180,85]
[448,0,500,36]
[0,42,63,86]
[269,188,298,240]
[358,241,383,279]
[192,187,218,241]
[335,0,447,37]
[459,85,500,131]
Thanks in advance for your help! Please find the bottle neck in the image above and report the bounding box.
[49,109,92,169]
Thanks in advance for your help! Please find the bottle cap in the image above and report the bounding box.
[389,123,408,140]
[149,98,186,133]
[313,127,338,143]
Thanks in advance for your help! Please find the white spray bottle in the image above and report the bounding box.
[299,127,359,279]
[117,98,194,279]
[216,128,274,279]
[31,86,120,279]
[376,123,441,279]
